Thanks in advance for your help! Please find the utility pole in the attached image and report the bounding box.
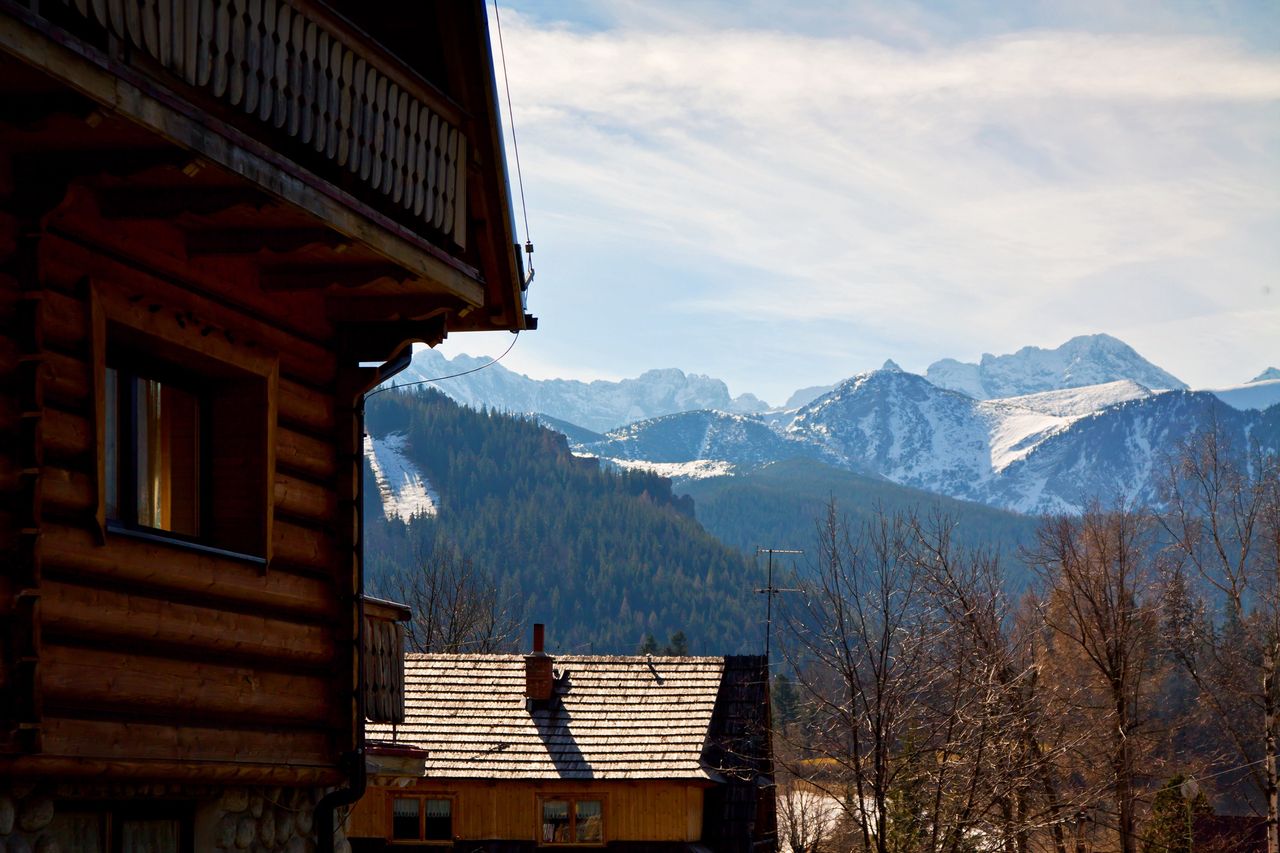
[755,547,802,660]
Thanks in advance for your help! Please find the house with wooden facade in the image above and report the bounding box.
[0,0,531,849]
[349,628,777,852]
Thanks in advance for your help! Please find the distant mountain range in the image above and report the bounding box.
[378,335,1280,516]
[392,350,768,433]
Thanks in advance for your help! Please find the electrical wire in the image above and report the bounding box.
[365,332,521,400]
[492,0,535,284]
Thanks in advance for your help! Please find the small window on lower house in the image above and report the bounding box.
[540,797,604,845]
[392,796,453,843]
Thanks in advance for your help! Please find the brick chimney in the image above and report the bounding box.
[524,623,553,702]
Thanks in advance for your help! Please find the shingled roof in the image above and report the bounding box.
[365,653,729,780]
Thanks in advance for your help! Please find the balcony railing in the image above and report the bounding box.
[43,0,469,250]
[363,595,410,725]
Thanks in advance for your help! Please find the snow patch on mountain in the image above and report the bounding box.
[992,380,1155,417]
[1250,368,1280,383]
[925,334,1187,399]
[364,433,438,522]
[598,457,736,481]
[1207,379,1280,411]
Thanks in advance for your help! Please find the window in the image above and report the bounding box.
[48,806,192,852]
[391,796,453,843]
[539,797,604,845]
[105,365,203,538]
[94,290,277,562]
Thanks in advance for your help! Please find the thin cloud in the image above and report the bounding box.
[491,5,1279,399]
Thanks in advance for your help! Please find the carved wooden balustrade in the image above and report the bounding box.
[44,0,469,250]
[362,596,409,725]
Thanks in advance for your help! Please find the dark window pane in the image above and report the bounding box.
[49,811,106,853]
[105,368,118,520]
[162,382,201,536]
[542,799,570,843]
[424,798,452,840]
[576,800,603,843]
[120,818,180,853]
[392,797,421,840]
[135,375,162,528]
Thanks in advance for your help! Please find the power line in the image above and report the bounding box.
[365,333,521,401]
[492,0,535,287]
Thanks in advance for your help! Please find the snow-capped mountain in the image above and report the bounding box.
[579,409,823,471]
[1206,379,1280,412]
[924,333,1188,399]
[389,348,769,433]
[1252,368,1280,383]
[566,367,1279,515]
[783,367,1073,503]
[368,336,1276,518]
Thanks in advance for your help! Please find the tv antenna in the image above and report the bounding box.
[755,547,803,660]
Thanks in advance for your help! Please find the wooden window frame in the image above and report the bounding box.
[536,793,607,847]
[91,282,278,566]
[388,793,456,844]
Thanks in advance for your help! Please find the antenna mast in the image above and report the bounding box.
[755,547,803,660]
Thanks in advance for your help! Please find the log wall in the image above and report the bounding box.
[0,190,360,782]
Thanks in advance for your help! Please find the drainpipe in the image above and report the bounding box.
[317,351,406,852]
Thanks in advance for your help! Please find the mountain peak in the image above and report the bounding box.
[925,334,1186,399]
[882,359,902,371]
[1251,367,1280,383]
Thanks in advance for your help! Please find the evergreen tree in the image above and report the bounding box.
[1143,776,1211,853]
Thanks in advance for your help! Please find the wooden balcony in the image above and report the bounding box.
[0,0,529,331]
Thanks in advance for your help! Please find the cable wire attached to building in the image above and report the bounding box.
[493,0,535,288]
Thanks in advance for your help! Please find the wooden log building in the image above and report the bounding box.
[351,628,777,853]
[0,0,531,849]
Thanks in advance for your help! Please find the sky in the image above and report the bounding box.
[433,0,1280,407]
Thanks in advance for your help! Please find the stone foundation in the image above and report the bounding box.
[0,783,353,853]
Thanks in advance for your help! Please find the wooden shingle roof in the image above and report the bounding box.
[366,653,729,781]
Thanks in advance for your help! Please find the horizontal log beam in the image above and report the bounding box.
[42,523,336,619]
[41,643,335,725]
[279,378,334,432]
[274,473,337,524]
[41,578,333,668]
[36,716,336,769]
[273,518,337,571]
[0,752,342,784]
[277,427,337,482]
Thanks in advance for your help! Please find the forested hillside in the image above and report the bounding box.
[363,389,767,654]
[679,459,1041,586]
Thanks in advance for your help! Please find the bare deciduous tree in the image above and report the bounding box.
[393,544,524,653]
[1029,505,1167,853]
[1159,427,1280,853]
